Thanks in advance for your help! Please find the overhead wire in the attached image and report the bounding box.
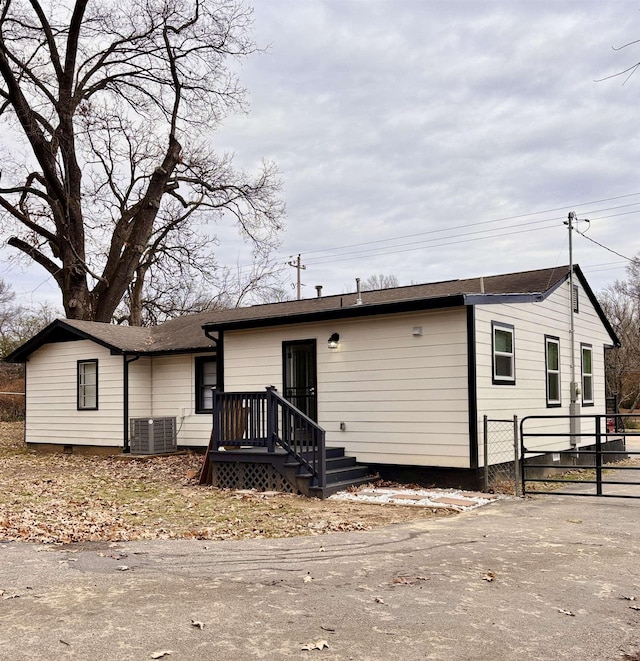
[299,207,640,266]
[281,192,640,259]
[575,229,638,263]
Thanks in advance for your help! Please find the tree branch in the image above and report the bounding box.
[7,236,63,286]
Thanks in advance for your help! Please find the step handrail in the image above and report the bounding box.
[267,387,326,488]
[207,387,326,488]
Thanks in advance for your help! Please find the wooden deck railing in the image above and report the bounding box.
[210,387,326,488]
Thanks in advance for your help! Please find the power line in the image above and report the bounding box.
[575,229,638,263]
[304,221,563,266]
[282,204,640,269]
[302,218,561,265]
[283,192,640,259]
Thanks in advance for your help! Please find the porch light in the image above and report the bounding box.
[328,332,340,349]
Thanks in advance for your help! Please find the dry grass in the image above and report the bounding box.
[0,422,453,544]
[0,367,24,422]
[525,456,640,492]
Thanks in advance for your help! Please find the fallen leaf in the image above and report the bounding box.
[301,640,329,651]
[303,575,313,583]
[117,565,130,571]
[151,651,173,659]
[375,597,385,604]
[320,625,335,633]
[191,619,205,630]
[482,572,495,582]
[620,595,637,601]
[416,576,430,581]
[629,605,640,611]
[557,608,575,616]
[59,640,71,646]
[2,594,19,600]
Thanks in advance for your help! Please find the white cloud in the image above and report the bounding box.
[210,0,640,295]
[5,0,640,307]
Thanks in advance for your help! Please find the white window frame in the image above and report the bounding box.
[492,322,515,384]
[581,344,594,406]
[545,336,561,407]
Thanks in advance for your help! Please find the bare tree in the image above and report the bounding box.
[361,274,400,291]
[0,278,57,358]
[116,253,289,326]
[599,257,640,410]
[0,0,284,324]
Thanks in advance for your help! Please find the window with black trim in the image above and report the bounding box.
[581,343,593,406]
[492,322,515,384]
[77,359,98,410]
[195,356,217,413]
[545,336,561,407]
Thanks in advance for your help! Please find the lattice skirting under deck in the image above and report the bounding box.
[210,461,296,493]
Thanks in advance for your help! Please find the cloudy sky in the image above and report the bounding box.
[4,0,640,307]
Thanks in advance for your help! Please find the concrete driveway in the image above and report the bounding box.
[0,493,639,660]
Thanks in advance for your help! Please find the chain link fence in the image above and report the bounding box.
[483,415,520,495]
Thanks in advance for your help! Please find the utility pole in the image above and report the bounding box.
[566,211,578,445]
[287,254,306,300]
[564,211,589,446]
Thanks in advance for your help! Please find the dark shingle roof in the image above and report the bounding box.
[8,264,617,361]
[199,265,573,330]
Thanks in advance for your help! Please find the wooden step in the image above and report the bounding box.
[326,464,370,483]
[310,474,378,498]
[325,455,358,470]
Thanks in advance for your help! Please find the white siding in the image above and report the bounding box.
[475,279,614,460]
[150,353,213,447]
[25,346,215,449]
[128,357,151,419]
[25,340,123,447]
[224,309,471,468]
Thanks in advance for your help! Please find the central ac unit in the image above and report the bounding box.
[130,417,177,454]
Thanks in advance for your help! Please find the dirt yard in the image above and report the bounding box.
[0,423,453,544]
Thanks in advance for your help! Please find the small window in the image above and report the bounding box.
[492,322,515,384]
[195,356,217,413]
[545,336,561,407]
[581,344,593,406]
[77,360,98,410]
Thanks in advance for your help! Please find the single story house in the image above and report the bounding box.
[7,265,620,494]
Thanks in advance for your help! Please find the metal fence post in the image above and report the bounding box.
[513,414,520,497]
[595,415,602,496]
[483,415,489,493]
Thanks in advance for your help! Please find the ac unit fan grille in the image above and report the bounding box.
[130,417,177,454]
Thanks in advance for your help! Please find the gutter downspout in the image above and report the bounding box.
[204,329,222,391]
[123,353,141,453]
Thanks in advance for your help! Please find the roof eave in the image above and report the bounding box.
[574,265,621,347]
[202,294,467,332]
[5,319,126,363]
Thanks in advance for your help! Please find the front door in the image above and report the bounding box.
[283,340,317,421]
